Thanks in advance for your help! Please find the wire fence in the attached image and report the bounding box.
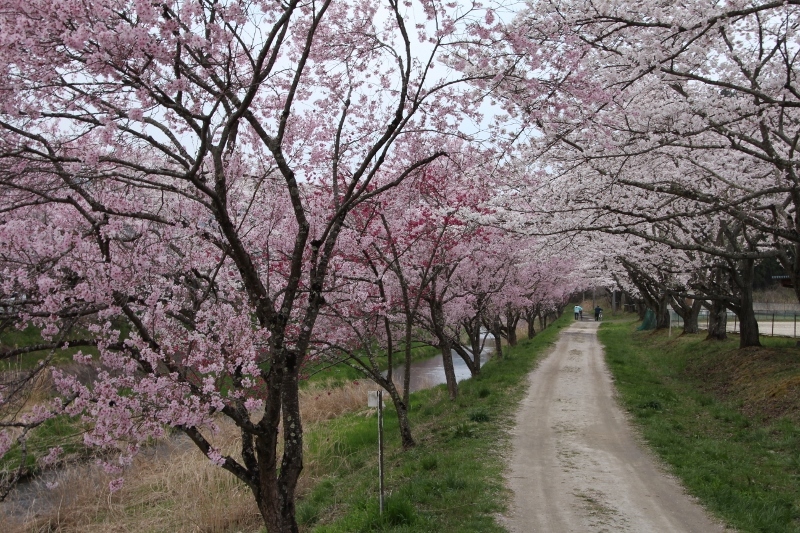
[669,309,800,338]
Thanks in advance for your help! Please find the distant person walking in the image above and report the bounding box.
[574,305,583,320]
[595,306,603,321]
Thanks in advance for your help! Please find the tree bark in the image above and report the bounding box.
[490,315,503,359]
[253,363,303,533]
[505,306,520,346]
[667,294,701,334]
[683,299,703,334]
[386,386,415,449]
[403,321,412,409]
[706,299,728,340]
[440,341,459,400]
[736,258,761,348]
[654,295,670,329]
[451,341,480,377]
[427,295,458,399]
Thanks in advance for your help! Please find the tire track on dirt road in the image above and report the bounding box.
[502,320,731,533]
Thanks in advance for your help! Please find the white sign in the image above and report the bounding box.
[368,391,381,408]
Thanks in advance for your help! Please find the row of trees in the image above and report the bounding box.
[0,1,587,531]
[5,0,795,529]
[316,158,581,448]
[493,0,800,348]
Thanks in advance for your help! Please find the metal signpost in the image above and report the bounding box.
[368,390,385,515]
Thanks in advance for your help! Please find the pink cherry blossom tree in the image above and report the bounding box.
[0,1,519,529]
[489,0,800,347]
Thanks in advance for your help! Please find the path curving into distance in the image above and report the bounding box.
[502,320,731,533]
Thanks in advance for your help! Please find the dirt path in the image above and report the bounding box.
[502,320,731,533]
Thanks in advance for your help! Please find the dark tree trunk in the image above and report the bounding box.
[683,299,703,334]
[524,306,537,338]
[452,343,480,377]
[490,315,503,359]
[507,326,518,346]
[440,341,458,400]
[736,258,761,348]
[462,316,484,372]
[505,306,520,346]
[655,295,670,329]
[428,296,458,399]
[668,294,702,335]
[706,300,728,341]
[385,385,415,449]
[403,321,412,409]
[253,365,303,533]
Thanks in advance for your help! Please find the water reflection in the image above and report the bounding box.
[390,341,494,392]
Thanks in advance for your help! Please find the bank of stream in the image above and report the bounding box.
[395,344,492,392]
[2,340,495,525]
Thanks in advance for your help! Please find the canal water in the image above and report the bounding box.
[395,341,494,392]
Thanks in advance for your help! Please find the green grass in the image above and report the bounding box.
[296,312,572,532]
[302,343,439,388]
[0,414,89,473]
[599,319,800,533]
[1,324,101,370]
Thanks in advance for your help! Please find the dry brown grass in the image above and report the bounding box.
[299,379,376,424]
[1,366,55,421]
[4,431,263,533]
[2,379,377,532]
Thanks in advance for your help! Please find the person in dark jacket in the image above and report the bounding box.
[594,306,603,321]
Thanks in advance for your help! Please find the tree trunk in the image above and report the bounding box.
[736,258,761,348]
[255,367,303,533]
[386,386,415,449]
[507,326,518,346]
[683,299,703,334]
[490,316,503,359]
[493,331,503,358]
[527,317,536,338]
[505,306,519,346]
[737,308,761,348]
[429,297,458,399]
[464,318,483,371]
[403,321,412,409]
[668,294,699,335]
[655,294,670,329]
[452,343,480,377]
[706,300,728,341]
[440,341,458,400]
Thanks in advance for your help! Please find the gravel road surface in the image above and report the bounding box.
[502,320,731,533]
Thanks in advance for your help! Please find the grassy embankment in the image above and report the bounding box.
[0,322,436,472]
[0,325,101,474]
[599,318,800,533]
[297,313,569,532]
[2,316,567,532]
